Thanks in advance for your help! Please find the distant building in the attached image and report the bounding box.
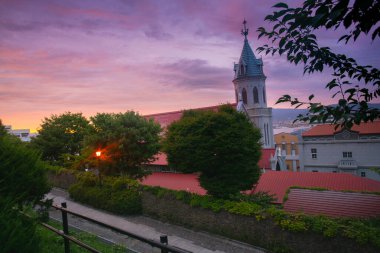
[299,122,380,181]
[274,133,300,171]
[4,125,36,142]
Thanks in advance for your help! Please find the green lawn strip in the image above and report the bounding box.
[37,219,126,253]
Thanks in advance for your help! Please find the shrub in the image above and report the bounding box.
[142,185,380,249]
[69,174,142,215]
[0,198,40,253]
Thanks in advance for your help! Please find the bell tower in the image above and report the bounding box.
[233,20,274,148]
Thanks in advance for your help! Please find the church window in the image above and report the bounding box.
[235,90,238,102]
[264,123,267,145]
[253,87,259,104]
[263,88,266,103]
[240,64,245,75]
[242,88,247,104]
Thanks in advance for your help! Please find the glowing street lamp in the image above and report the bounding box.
[95,150,102,184]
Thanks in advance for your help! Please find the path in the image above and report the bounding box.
[46,188,267,253]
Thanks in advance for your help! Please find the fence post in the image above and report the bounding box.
[160,235,168,253]
[61,202,71,253]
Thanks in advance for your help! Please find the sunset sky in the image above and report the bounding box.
[1,0,379,132]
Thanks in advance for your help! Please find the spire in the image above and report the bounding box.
[233,19,264,79]
[241,19,249,40]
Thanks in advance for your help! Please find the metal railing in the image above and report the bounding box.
[44,202,192,253]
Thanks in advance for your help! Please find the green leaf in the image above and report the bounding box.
[273,2,288,9]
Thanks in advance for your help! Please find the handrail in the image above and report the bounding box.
[40,222,102,253]
[50,202,192,253]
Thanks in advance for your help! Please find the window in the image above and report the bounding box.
[253,87,259,104]
[343,151,352,158]
[281,143,286,154]
[312,170,318,172]
[240,64,245,75]
[21,133,29,137]
[361,172,366,177]
[311,148,317,159]
[242,88,247,104]
[263,88,266,103]
[333,171,337,173]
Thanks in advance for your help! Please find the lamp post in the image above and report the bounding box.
[95,150,102,185]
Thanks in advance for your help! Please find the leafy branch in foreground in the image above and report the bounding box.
[257,0,380,128]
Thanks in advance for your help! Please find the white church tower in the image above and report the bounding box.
[233,20,274,148]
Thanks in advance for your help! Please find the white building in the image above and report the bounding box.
[5,125,35,142]
[233,20,274,148]
[299,122,380,181]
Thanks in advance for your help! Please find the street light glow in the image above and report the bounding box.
[95,151,101,157]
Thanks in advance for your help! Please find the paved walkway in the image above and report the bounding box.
[46,188,267,253]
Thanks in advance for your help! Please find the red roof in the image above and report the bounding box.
[141,172,207,195]
[149,149,273,169]
[145,104,232,128]
[253,171,380,204]
[302,121,380,137]
[150,152,168,166]
[259,148,275,169]
[284,188,380,218]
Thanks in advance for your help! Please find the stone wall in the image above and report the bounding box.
[142,191,377,253]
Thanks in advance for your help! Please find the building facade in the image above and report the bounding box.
[299,122,380,181]
[4,125,35,142]
[274,133,300,171]
[233,20,274,148]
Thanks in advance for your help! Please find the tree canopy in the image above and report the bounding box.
[163,104,262,198]
[30,112,91,166]
[257,0,380,128]
[0,120,50,252]
[84,111,162,179]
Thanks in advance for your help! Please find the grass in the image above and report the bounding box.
[37,219,127,253]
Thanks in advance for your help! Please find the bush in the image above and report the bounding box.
[0,198,40,253]
[69,174,142,215]
[0,127,50,252]
[143,185,380,249]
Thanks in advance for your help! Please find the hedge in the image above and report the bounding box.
[69,173,142,215]
[143,185,380,250]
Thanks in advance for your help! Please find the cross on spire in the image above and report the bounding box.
[241,19,249,39]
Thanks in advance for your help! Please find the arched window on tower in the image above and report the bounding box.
[240,64,245,75]
[263,88,266,104]
[253,87,259,104]
[242,88,247,104]
[235,90,238,103]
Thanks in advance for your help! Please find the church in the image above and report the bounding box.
[145,20,281,171]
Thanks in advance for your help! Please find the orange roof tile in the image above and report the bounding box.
[144,104,236,127]
[302,121,380,137]
[284,188,380,218]
[253,171,380,204]
[149,149,273,170]
[141,172,206,195]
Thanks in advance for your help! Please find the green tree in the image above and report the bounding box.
[0,120,51,253]
[257,0,380,128]
[163,104,262,198]
[31,112,91,166]
[84,111,161,179]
